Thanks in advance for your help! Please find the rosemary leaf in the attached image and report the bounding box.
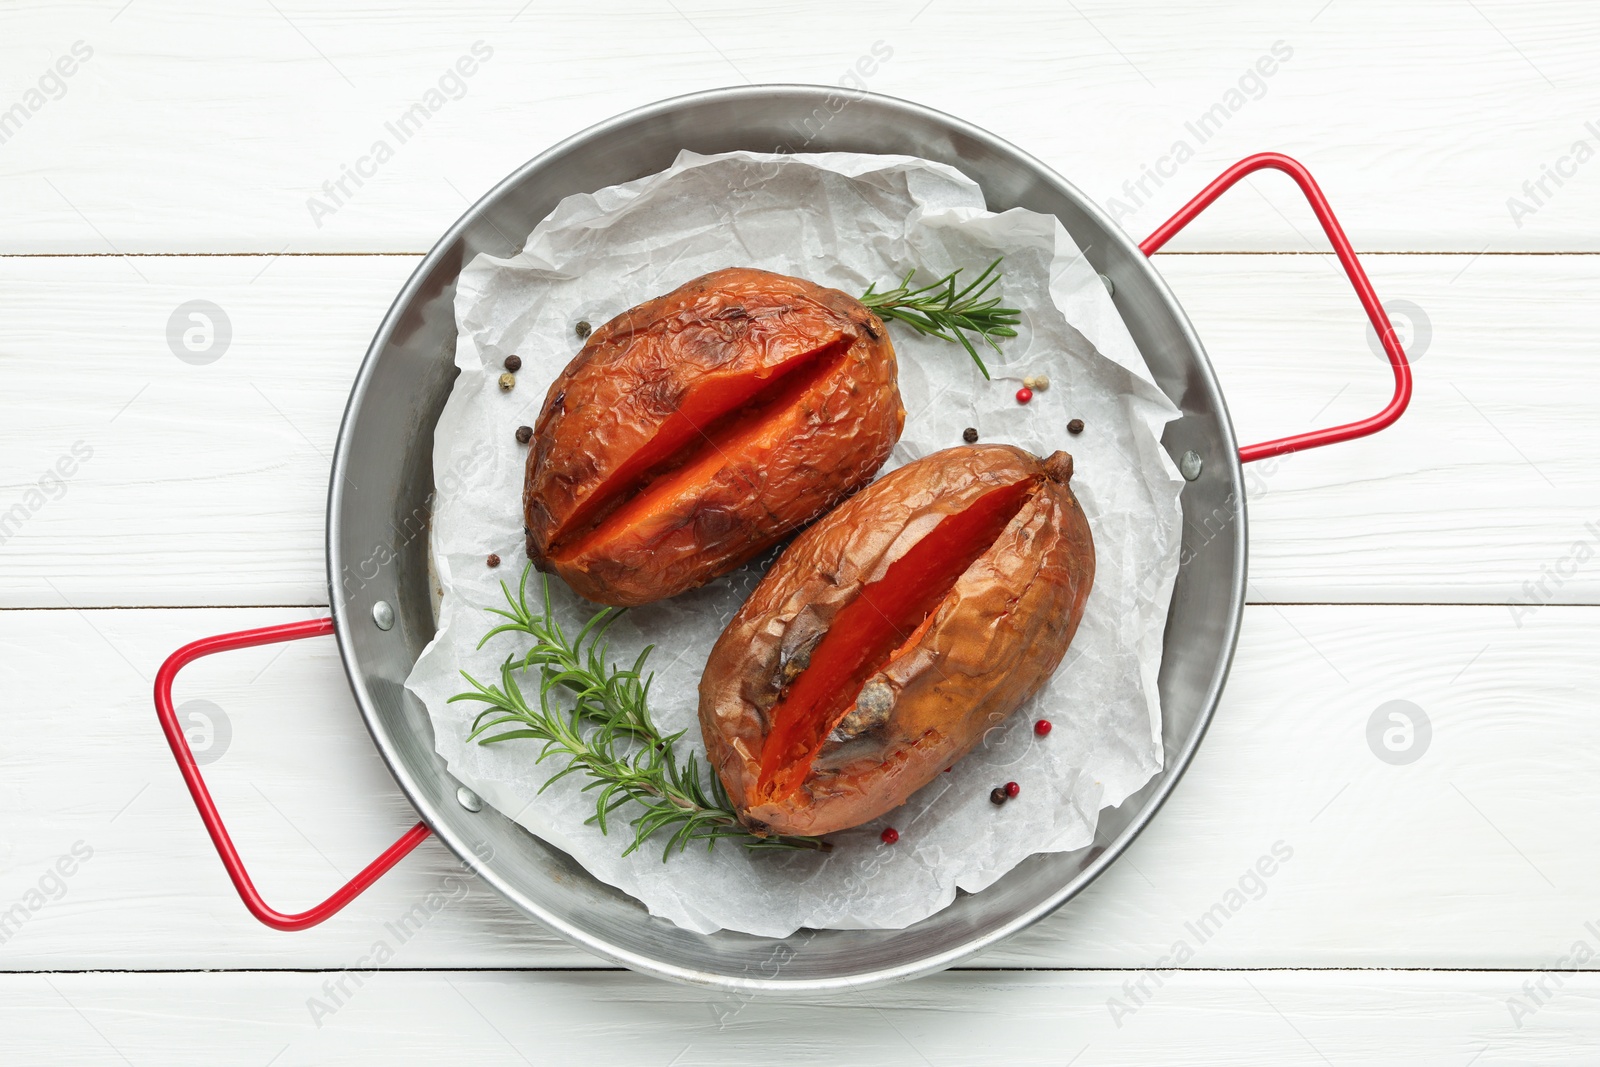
[857,257,1021,380]
[450,564,828,859]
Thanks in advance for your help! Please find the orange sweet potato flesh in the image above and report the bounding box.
[523,268,904,606]
[698,444,1096,838]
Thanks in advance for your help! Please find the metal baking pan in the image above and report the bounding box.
[154,84,1410,991]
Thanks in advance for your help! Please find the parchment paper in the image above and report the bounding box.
[405,151,1184,936]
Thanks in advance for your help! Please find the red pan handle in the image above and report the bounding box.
[154,617,432,931]
[1139,152,1412,464]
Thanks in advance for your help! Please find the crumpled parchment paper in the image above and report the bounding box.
[405,151,1184,936]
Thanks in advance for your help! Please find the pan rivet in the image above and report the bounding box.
[372,600,395,630]
[1179,450,1203,481]
[457,786,484,813]
[1098,273,1115,296]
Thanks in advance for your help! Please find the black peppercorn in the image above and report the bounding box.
[515,425,533,444]
[962,427,979,444]
[503,354,522,372]
[989,786,1008,806]
[1067,418,1085,435]
[487,553,501,568]
[575,320,592,339]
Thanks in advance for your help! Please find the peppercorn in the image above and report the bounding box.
[1005,781,1020,798]
[515,425,533,444]
[1034,719,1052,736]
[575,320,592,339]
[880,827,899,845]
[990,786,1008,806]
[1015,387,1033,404]
[497,372,516,392]
[1023,374,1050,391]
[487,553,501,568]
[962,427,979,444]
[503,354,522,372]
[1067,418,1085,435]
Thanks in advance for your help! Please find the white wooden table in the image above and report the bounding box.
[4,2,1598,1062]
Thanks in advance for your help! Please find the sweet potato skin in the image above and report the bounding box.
[523,268,903,606]
[697,444,1096,837]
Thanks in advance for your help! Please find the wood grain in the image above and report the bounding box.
[4,969,1595,1065]
[0,2,1597,252]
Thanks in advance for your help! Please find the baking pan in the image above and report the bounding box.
[154,85,1411,991]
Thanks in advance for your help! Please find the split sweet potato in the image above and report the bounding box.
[523,268,904,606]
[697,444,1096,838]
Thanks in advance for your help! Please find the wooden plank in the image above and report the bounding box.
[0,2,1597,252]
[3,969,1596,1065]
[1,603,1596,971]
[0,254,418,608]
[0,252,1593,608]
[1166,250,1600,607]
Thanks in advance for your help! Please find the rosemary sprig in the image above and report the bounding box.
[858,257,1020,380]
[450,564,828,860]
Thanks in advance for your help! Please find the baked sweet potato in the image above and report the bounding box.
[697,444,1096,837]
[523,268,904,606]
